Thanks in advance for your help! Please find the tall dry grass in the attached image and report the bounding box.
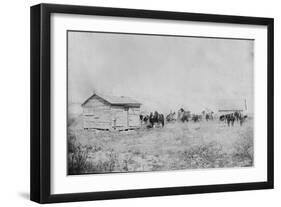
[68,118,254,174]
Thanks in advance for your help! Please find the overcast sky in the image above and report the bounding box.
[68,31,254,113]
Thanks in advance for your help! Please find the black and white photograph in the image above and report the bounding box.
[67,31,254,175]
[28,3,274,204]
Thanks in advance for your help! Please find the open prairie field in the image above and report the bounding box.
[68,117,253,175]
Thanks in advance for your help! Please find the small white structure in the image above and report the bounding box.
[81,93,141,130]
[217,99,247,114]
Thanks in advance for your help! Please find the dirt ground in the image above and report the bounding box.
[67,117,254,174]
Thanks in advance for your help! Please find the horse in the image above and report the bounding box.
[226,113,235,126]
[158,113,165,127]
[234,111,242,121]
[149,111,165,128]
[191,114,201,122]
[239,115,248,126]
[206,114,210,121]
[148,112,154,127]
[219,115,226,121]
[166,112,176,122]
[205,111,214,121]
[177,108,190,122]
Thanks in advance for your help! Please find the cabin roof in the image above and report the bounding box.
[81,93,141,107]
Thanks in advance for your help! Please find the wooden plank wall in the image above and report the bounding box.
[82,95,141,130]
[128,107,141,128]
[111,106,128,129]
[82,96,111,129]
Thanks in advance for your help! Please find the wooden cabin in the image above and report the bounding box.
[81,93,141,131]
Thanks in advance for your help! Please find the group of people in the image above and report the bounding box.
[140,111,165,128]
[219,111,248,126]
[140,108,217,128]
[171,108,214,123]
[140,109,247,128]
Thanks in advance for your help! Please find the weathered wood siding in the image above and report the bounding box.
[82,96,111,129]
[128,107,140,128]
[82,95,141,130]
[111,106,128,129]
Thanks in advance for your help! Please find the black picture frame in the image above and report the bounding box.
[30,3,274,204]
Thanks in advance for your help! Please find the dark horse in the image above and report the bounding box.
[220,112,247,127]
[226,114,235,126]
[219,115,226,121]
[191,114,202,122]
[149,111,165,128]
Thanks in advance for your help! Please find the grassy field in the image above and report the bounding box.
[67,117,253,174]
